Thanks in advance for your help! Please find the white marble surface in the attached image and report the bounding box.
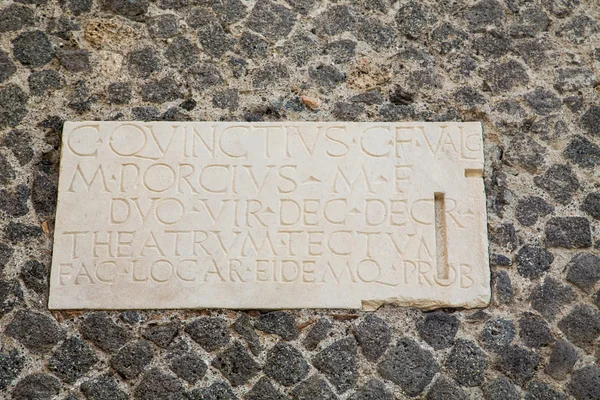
[48,121,489,310]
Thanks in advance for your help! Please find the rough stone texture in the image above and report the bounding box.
[143,321,179,348]
[348,379,392,400]
[255,311,299,341]
[302,318,331,351]
[568,366,600,400]
[48,337,97,383]
[185,317,231,351]
[110,340,154,379]
[558,305,600,353]
[0,0,599,397]
[378,337,438,396]
[445,339,488,387]
[12,373,61,400]
[169,352,207,384]
[134,368,187,400]
[546,339,579,381]
[6,310,64,354]
[518,312,554,348]
[545,217,592,248]
[566,252,600,292]
[246,377,287,400]
[291,375,337,399]
[80,374,128,400]
[312,337,358,393]
[264,342,308,386]
[483,376,520,400]
[211,341,260,387]
[352,315,391,362]
[80,312,131,353]
[418,311,459,349]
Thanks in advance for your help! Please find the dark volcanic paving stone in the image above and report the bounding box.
[255,311,299,340]
[353,315,391,362]
[530,277,576,321]
[564,136,600,168]
[211,341,260,386]
[558,305,600,353]
[516,245,554,279]
[247,0,296,41]
[232,313,262,356]
[525,381,567,400]
[111,340,154,379]
[377,337,438,397]
[534,164,579,205]
[303,318,332,351]
[0,4,34,32]
[545,217,592,248]
[546,339,579,381]
[312,337,358,393]
[445,339,488,387]
[81,312,131,353]
[480,318,516,351]
[134,368,187,400]
[348,379,392,400]
[0,50,16,83]
[48,337,98,383]
[566,252,600,292]
[581,192,600,219]
[169,352,207,384]
[516,196,554,226]
[0,84,28,128]
[21,260,48,293]
[568,366,600,400]
[81,374,128,400]
[56,49,91,72]
[190,381,236,400]
[497,345,540,385]
[143,321,179,348]
[185,317,230,351]
[581,106,600,136]
[246,377,287,400]
[11,373,61,400]
[425,376,468,400]
[6,310,64,354]
[264,342,308,386]
[12,30,54,68]
[0,350,24,390]
[418,311,459,349]
[291,375,337,400]
[518,312,553,348]
[483,376,519,400]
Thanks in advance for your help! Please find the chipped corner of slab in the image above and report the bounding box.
[48,121,490,311]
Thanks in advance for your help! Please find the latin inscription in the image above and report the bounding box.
[49,122,490,310]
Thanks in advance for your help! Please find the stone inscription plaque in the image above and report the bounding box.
[48,122,490,310]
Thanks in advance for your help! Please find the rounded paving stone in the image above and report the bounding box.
[264,342,308,386]
[566,252,600,292]
[12,31,54,68]
[255,311,299,341]
[5,310,64,354]
[110,340,154,380]
[418,311,459,350]
[480,318,516,351]
[48,337,98,383]
[518,312,554,348]
[377,337,438,397]
[312,337,358,393]
[12,373,61,400]
[568,366,600,400]
[445,339,488,387]
[185,317,230,351]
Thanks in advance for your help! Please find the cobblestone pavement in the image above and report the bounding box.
[1,0,600,398]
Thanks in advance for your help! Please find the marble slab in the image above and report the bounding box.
[48,122,490,310]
